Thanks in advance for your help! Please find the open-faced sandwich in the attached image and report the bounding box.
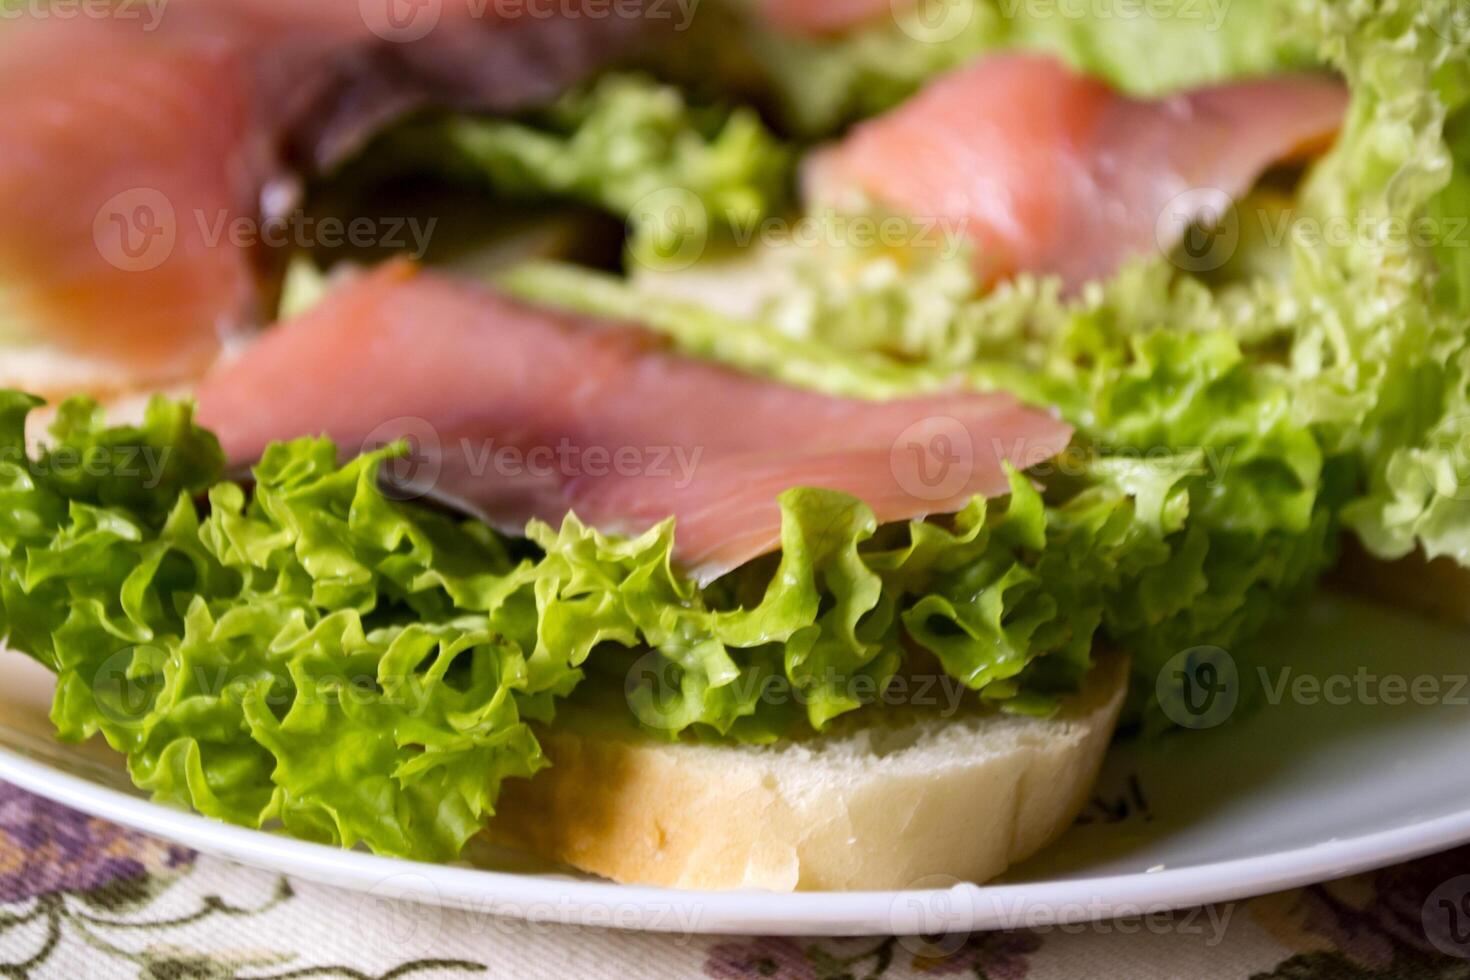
[0,0,1466,891]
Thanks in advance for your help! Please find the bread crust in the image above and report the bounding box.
[1330,537,1470,625]
[486,654,1129,891]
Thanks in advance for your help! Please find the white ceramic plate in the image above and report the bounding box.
[3,591,1470,936]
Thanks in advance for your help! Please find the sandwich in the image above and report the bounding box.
[0,0,1465,891]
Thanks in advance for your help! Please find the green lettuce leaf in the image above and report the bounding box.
[0,393,553,860]
[1286,1,1470,567]
[358,73,791,272]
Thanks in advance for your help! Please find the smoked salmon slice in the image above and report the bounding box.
[0,20,263,392]
[0,3,655,395]
[807,54,1349,289]
[194,263,1072,580]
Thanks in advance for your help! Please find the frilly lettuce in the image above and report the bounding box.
[0,393,551,859]
[1286,1,1470,567]
[359,73,790,271]
[0,388,1187,857]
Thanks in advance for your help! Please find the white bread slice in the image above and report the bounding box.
[486,653,1129,891]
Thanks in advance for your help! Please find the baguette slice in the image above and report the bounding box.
[486,653,1129,891]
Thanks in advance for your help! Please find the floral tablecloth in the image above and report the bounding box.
[2,781,1468,979]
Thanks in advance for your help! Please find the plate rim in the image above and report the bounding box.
[4,741,1469,936]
